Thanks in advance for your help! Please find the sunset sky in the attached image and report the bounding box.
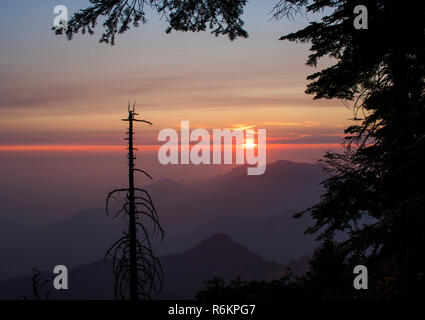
[0,0,351,147]
[0,1,353,221]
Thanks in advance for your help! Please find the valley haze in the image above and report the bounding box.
[0,159,325,285]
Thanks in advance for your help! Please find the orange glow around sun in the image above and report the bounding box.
[244,139,256,149]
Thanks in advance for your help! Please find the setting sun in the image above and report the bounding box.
[244,139,256,149]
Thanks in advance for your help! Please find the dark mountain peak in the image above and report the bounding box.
[268,159,299,167]
[207,159,324,183]
[269,159,323,169]
[181,232,264,264]
[0,233,285,299]
[199,232,233,244]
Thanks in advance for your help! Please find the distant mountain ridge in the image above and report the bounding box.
[0,233,309,300]
[0,159,325,279]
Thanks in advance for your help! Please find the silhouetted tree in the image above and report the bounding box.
[54,0,248,44]
[283,0,425,299]
[20,267,53,300]
[106,102,164,300]
[197,270,307,300]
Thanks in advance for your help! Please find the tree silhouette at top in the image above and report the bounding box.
[54,0,248,44]
[106,102,164,300]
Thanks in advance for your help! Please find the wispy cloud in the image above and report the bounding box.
[261,121,319,127]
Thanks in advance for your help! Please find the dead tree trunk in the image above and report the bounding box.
[127,107,138,300]
[106,102,164,300]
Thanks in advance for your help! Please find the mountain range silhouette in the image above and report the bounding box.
[0,160,325,281]
[0,233,309,299]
